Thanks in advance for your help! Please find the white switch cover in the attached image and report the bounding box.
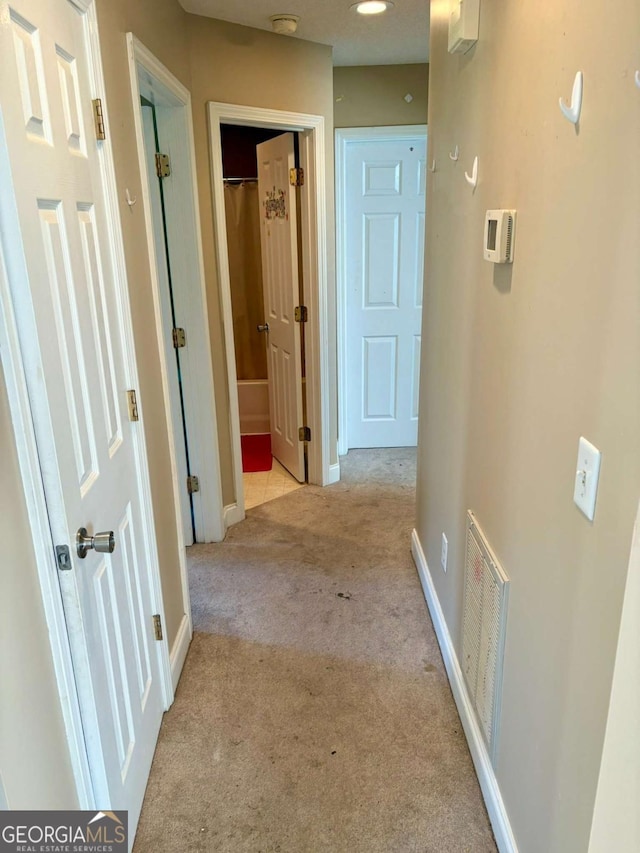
[441,533,448,572]
[573,436,601,521]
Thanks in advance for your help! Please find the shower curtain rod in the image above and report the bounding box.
[223,176,258,182]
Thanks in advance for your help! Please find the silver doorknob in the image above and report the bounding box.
[257,323,270,333]
[76,527,116,559]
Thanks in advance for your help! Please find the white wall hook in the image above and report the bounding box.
[125,188,137,208]
[449,145,459,161]
[464,156,478,188]
[559,71,583,124]
[429,160,437,172]
[635,70,640,89]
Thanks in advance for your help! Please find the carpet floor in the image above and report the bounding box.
[133,449,496,853]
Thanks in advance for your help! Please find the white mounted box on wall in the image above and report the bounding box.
[448,0,480,55]
[484,209,516,263]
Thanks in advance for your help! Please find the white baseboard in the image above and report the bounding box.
[169,613,192,693]
[411,529,518,853]
[224,502,245,529]
[328,462,341,485]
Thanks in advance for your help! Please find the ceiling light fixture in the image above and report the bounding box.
[351,1,394,15]
[270,14,300,35]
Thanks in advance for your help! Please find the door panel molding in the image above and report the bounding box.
[207,102,333,514]
[336,125,427,454]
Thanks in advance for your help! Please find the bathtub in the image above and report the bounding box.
[237,379,270,435]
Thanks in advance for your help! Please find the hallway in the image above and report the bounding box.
[134,450,496,852]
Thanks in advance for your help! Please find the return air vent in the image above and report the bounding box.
[462,511,510,763]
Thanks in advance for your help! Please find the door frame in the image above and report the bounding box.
[208,102,334,517]
[127,34,225,549]
[0,0,173,809]
[335,125,428,455]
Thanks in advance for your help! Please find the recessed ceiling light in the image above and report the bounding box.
[351,1,394,15]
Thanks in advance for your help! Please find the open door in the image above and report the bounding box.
[0,0,167,832]
[256,132,305,482]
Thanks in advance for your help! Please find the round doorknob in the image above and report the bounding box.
[76,527,116,559]
[257,323,270,333]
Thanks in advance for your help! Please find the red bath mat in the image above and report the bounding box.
[241,433,272,473]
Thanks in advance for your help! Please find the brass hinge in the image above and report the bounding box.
[155,152,171,178]
[187,475,200,494]
[294,306,308,323]
[298,426,311,442]
[92,98,106,141]
[172,327,186,348]
[153,614,163,641]
[289,167,304,187]
[126,389,139,422]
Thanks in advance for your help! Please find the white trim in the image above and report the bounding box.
[207,102,332,506]
[169,613,192,692]
[127,34,224,551]
[328,462,341,485]
[224,503,245,530]
[411,529,518,853]
[335,125,427,455]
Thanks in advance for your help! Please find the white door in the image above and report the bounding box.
[257,132,305,482]
[345,133,426,448]
[0,0,166,831]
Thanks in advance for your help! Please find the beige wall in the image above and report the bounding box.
[186,17,338,481]
[417,1,640,851]
[588,502,640,852]
[0,373,78,808]
[334,64,428,127]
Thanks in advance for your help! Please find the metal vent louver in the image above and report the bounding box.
[461,511,510,763]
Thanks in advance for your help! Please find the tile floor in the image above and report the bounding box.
[243,457,305,509]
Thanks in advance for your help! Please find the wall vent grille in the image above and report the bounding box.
[462,510,510,763]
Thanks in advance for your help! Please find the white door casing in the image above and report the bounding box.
[257,132,305,482]
[0,0,169,832]
[338,127,427,450]
[129,33,225,546]
[207,102,334,502]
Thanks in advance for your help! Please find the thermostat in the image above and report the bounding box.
[484,209,516,263]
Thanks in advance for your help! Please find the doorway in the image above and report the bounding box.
[128,35,224,547]
[208,102,335,522]
[221,124,306,509]
[336,126,428,453]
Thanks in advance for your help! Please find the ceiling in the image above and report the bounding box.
[178,0,430,66]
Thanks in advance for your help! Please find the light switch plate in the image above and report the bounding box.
[573,436,601,521]
[441,533,448,572]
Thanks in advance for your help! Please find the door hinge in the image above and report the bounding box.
[294,305,308,323]
[153,614,163,641]
[155,152,171,178]
[289,167,304,187]
[172,327,186,348]
[187,475,200,494]
[55,544,72,571]
[298,426,311,442]
[92,98,106,141]
[126,389,139,422]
